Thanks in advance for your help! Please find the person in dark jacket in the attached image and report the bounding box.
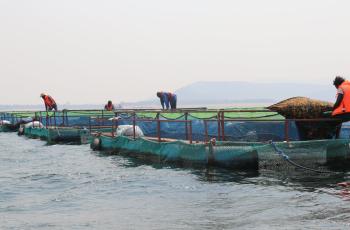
[156,92,177,110]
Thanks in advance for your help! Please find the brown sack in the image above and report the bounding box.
[267,96,333,119]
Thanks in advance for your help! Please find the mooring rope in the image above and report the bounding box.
[269,141,337,174]
[223,113,280,119]
[55,126,61,137]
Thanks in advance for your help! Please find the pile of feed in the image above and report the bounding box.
[267,97,333,119]
[268,97,339,140]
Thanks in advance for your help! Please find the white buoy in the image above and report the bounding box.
[93,138,100,146]
[91,137,101,150]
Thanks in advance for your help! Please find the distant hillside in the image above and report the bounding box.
[0,81,336,110]
[173,81,334,104]
[0,104,103,111]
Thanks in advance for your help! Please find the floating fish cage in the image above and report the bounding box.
[15,110,115,144]
[1,108,350,172]
[87,109,350,171]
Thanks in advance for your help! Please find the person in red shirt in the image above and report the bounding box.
[40,93,57,111]
[104,100,115,111]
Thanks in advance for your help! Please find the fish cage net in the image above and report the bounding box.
[2,109,346,143]
[98,135,350,172]
[212,139,350,172]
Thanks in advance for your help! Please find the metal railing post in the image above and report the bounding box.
[62,111,65,127]
[101,110,104,127]
[54,111,56,128]
[111,117,114,137]
[221,111,225,141]
[217,112,221,141]
[46,112,48,128]
[115,112,119,135]
[189,120,192,144]
[156,112,161,142]
[133,112,136,140]
[185,112,188,140]
[284,119,289,142]
[66,112,69,126]
[204,120,208,143]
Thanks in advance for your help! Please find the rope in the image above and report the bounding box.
[159,114,185,120]
[269,141,337,174]
[223,113,280,119]
[119,113,134,119]
[188,114,218,120]
[56,127,61,137]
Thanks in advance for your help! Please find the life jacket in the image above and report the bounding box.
[43,95,56,107]
[332,80,350,116]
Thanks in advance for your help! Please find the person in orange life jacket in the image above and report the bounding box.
[156,92,177,110]
[40,93,57,111]
[332,76,350,121]
[104,100,115,111]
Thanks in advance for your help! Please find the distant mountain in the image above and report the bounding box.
[173,81,335,104]
[0,81,336,110]
[0,104,103,111]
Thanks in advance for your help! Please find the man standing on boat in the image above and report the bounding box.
[104,100,115,111]
[332,76,350,121]
[156,91,177,110]
[40,93,57,111]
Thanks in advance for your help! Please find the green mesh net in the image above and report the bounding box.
[94,135,350,172]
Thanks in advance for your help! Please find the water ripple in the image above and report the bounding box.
[0,133,349,229]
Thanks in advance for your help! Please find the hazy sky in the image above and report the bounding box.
[0,0,349,104]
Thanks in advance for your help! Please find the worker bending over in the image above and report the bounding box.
[104,100,115,111]
[40,93,57,111]
[156,92,177,110]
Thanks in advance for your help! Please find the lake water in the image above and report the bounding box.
[1,132,350,229]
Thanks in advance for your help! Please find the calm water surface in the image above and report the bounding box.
[1,133,350,229]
